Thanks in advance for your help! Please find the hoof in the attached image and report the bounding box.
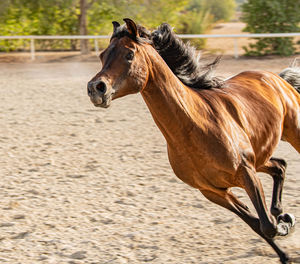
[277,213,296,237]
[277,222,289,236]
[277,248,290,264]
[280,257,290,264]
[278,213,296,227]
[280,253,291,264]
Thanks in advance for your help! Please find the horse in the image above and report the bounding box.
[87,19,300,263]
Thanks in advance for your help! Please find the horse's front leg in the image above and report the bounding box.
[258,158,287,217]
[257,158,296,235]
[200,187,290,264]
[240,164,295,238]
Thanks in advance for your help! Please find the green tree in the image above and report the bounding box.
[188,0,236,22]
[241,0,300,56]
[0,0,78,51]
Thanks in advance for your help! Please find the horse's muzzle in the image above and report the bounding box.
[87,80,112,108]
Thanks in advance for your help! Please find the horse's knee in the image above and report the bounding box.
[269,158,286,180]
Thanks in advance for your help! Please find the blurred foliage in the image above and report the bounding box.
[0,0,78,51]
[241,0,300,56]
[181,0,235,48]
[235,0,246,11]
[179,9,214,49]
[201,0,235,22]
[0,0,238,51]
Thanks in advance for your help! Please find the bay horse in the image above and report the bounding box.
[87,19,300,263]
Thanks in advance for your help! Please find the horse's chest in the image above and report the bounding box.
[167,144,211,189]
[166,127,241,189]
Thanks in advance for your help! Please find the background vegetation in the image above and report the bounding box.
[241,0,300,56]
[0,0,235,52]
[0,0,299,56]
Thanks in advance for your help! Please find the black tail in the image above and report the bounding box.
[279,59,300,93]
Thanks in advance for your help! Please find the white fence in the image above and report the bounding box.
[1,32,300,60]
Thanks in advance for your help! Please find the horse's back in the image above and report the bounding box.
[225,70,297,116]
[227,70,299,101]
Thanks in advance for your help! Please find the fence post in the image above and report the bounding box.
[30,38,35,61]
[94,38,99,55]
[234,39,239,59]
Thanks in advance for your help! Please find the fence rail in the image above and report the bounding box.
[1,32,300,60]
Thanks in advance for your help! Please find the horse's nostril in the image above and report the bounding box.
[87,83,93,96]
[96,81,107,94]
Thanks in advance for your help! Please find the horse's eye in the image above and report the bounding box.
[125,51,134,61]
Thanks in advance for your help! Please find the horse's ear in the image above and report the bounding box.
[112,21,120,33]
[123,18,139,38]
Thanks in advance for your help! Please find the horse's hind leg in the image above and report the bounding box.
[257,157,287,218]
[200,188,290,263]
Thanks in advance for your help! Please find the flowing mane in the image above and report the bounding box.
[151,23,223,90]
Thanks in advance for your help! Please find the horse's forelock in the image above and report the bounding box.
[110,24,152,44]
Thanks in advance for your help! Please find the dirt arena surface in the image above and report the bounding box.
[0,54,299,264]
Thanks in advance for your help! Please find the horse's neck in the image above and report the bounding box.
[141,52,196,143]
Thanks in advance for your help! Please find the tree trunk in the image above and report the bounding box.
[79,0,89,54]
[70,39,77,51]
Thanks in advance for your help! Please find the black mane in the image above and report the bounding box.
[151,23,223,90]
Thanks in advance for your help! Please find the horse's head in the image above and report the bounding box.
[87,18,151,108]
